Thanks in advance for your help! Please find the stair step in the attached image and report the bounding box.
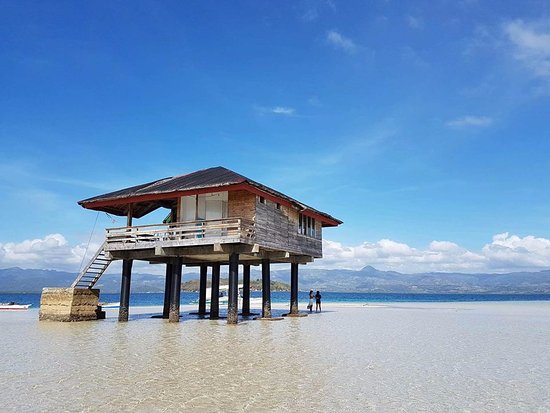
[70,242,112,288]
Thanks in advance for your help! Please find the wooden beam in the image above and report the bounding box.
[127,204,133,227]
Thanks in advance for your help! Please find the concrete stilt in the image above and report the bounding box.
[210,263,220,319]
[261,258,272,318]
[198,265,207,316]
[290,262,299,315]
[227,253,239,324]
[241,264,251,316]
[162,262,173,319]
[168,258,182,322]
[118,259,133,322]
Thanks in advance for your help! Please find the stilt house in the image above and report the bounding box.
[39,167,342,323]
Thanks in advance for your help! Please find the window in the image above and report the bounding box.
[259,196,266,204]
[180,192,228,221]
[276,203,281,210]
[298,213,315,237]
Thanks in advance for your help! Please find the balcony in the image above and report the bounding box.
[105,218,255,252]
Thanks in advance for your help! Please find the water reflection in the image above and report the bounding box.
[1,303,550,412]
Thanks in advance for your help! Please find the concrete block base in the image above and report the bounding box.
[39,288,102,322]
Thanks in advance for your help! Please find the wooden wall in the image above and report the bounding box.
[225,189,323,258]
[254,197,322,258]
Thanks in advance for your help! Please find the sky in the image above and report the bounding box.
[1,0,549,274]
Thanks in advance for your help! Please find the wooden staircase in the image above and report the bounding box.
[71,242,112,289]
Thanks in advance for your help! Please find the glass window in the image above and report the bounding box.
[298,213,316,237]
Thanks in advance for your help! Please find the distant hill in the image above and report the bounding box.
[1,266,549,294]
[180,278,290,292]
[0,267,179,293]
[270,265,550,294]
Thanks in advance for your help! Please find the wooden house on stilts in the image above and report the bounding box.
[39,167,342,323]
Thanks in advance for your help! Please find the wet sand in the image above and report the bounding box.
[1,301,549,412]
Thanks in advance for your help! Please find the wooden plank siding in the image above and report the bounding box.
[104,189,322,259]
[255,198,322,258]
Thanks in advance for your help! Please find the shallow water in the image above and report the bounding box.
[1,302,549,412]
[2,292,550,309]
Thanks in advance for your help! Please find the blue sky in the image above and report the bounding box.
[1,0,549,273]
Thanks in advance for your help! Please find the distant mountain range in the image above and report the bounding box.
[1,265,549,294]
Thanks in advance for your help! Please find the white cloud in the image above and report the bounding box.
[446,115,493,128]
[406,15,423,30]
[326,30,357,54]
[256,106,296,116]
[503,19,550,78]
[481,233,550,270]
[271,106,295,115]
[3,233,549,275]
[0,234,100,271]
[316,233,550,273]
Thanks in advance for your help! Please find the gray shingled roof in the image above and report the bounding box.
[78,166,342,224]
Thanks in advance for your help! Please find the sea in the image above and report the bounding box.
[2,291,550,308]
[1,293,549,412]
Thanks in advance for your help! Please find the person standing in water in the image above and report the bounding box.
[308,290,314,312]
[315,290,322,312]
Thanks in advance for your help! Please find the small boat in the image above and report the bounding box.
[0,302,32,310]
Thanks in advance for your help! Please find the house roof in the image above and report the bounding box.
[78,166,342,226]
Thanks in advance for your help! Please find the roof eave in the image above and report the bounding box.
[78,178,343,227]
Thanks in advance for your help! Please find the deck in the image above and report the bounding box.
[105,218,255,251]
[104,217,322,258]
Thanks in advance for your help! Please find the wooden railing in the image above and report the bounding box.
[105,218,255,250]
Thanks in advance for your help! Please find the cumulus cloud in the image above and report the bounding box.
[503,19,550,78]
[326,30,357,54]
[316,233,550,273]
[2,233,549,275]
[481,233,550,270]
[446,115,493,128]
[0,234,100,271]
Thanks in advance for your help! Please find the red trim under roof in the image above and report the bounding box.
[80,182,341,227]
